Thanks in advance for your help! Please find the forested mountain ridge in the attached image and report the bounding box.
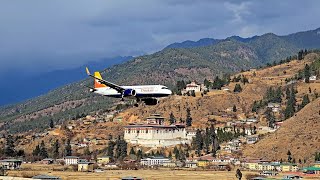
[1,28,320,133]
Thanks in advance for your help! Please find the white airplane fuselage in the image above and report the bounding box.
[93,85,172,99]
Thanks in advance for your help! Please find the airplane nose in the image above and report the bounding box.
[168,89,172,95]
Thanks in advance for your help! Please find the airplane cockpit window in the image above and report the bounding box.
[161,87,169,89]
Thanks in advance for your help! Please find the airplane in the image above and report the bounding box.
[85,67,172,106]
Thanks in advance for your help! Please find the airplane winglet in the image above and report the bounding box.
[85,67,91,75]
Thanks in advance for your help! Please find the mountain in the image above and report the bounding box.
[282,27,320,49]
[165,28,320,63]
[165,38,221,49]
[0,56,133,106]
[1,28,320,133]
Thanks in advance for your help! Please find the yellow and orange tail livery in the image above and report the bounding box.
[94,72,107,88]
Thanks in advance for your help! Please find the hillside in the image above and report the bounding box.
[1,28,320,133]
[112,53,320,129]
[242,98,320,162]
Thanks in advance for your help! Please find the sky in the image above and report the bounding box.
[0,0,320,75]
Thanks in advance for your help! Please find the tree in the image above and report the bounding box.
[284,87,296,119]
[234,84,242,93]
[265,108,275,128]
[304,64,311,83]
[236,169,242,180]
[211,125,219,157]
[65,139,72,156]
[203,128,211,153]
[4,135,15,157]
[52,139,60,159]
[232,105,237,112]
[39,140,48,159]
[115,136,127,160]
[129,147,136,155]
[186,108,192,127]
[137,149,143,160]
[301,95,310,108]
[107,140,116,158]
[287,150,292,163]
[84,147,91,156]
[194,129,203,156]
[32,145,40,157]
[169,112,176,125]
[204,78,211,89]
[49,119,54,129]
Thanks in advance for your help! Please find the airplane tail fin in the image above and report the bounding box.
[94,71,107,88]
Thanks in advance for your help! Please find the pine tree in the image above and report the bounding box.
[137,149,143,160]
[169,112,176,125]
[107,140,116,158]
[284,87,297,119]
[304,64,311,83]
[195,129,203,156]
[52,139,60,159]
[233,105,237,112]
[211,125,219,157]
[265,108,275,128]
[203,128,210,153]
[4,135,15,157]
[236,169,242,180]
[49,119,54,129]
[39,140,48,159]
[129,147,136,155]
[287,150,292,162]
[65,139,72,156]
[234,84,242,93]
[32,145,40,157]
[301,94,310,108]
[186,108,192,127]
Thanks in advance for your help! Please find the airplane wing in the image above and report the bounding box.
[86,67,125,93]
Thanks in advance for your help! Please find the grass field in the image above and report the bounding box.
[6,164,320,180]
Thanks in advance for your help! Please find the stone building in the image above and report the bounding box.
[124,114,191,147]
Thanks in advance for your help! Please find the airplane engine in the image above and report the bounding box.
[123,89,137,97]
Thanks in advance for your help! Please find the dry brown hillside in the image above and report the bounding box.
[116,53,319,129]
[242,98,320,162]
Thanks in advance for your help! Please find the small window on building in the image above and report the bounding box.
[146,129,148,133]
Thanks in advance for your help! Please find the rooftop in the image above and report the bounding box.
[32,174,61,179]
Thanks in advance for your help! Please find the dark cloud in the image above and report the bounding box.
[0,0,319,75]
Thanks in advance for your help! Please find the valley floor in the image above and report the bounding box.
[6,164,320,180]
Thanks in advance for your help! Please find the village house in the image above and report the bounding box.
[259,171,279,176]
[32,174,62,180]
[280,163,299,172]
[303,166,320,174]
[97,155,110,164]
[140,156,170,166]
[105,163,118,169]
[185,162,198,168]
[42,158,54,165]
[162,160,176,168]
[246,136,259,144]
[78,162,94,172]
[63,156,79,165]
[0,159,22,170]
[306,75,317,83]
[197,160,210,167]
[267,103,280,112]
[185,81,201,92]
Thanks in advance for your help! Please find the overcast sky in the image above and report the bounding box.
[0,0,319,75]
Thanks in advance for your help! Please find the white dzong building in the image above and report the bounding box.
[124,114,192,147]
